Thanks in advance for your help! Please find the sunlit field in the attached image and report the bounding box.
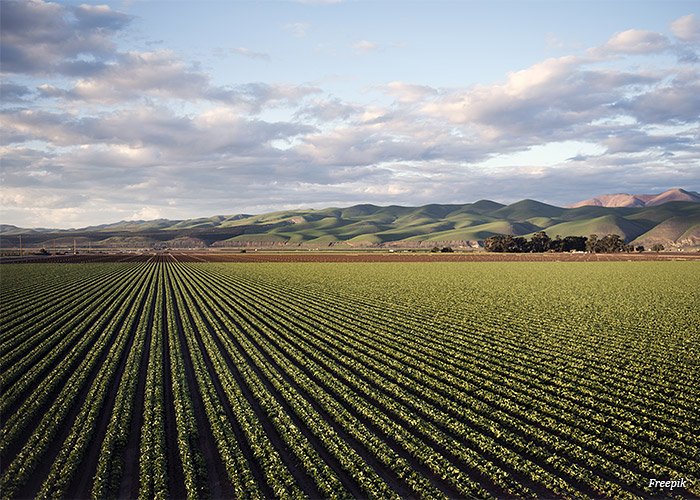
[1,261,698,499]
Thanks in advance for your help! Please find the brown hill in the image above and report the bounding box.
[566,188,700,208]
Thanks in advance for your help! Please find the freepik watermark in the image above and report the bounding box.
[649,478,687,490]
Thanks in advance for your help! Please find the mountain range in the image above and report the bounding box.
[2,189,699,250]
[565,188,700,208]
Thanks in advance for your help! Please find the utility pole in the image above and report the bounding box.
[74,239,77,254]
[19,234,22,257]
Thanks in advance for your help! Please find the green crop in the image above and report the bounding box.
[1,261,697,499]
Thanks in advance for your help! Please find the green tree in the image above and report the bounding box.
[600,234,625,252]
[562,236,587,252]
[484,234,533,253]
[551,235,563,252]
[636,245,645,252]
[530,231,551,253]
[651,243,665,252]
[484,235,506,252]
[586,234,600,253]
[504,235,529,253]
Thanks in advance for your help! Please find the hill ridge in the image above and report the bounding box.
[2,197,699,250]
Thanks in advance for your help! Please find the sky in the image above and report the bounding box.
[1,0,699,228]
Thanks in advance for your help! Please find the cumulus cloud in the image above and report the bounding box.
[0,83,33,102]
[128,206,163,221]
[34,52,320,111]
[616,71,700,124]
[44,50,211,103]
[602,131,694,154]
[598,29,670,55]
[1,106,315,157]
[294,98,363,122]
[0,0,131,75]
[419,55,664,146]
[224,83,323,113]
[1,1,306,112]
[671,14,700,43]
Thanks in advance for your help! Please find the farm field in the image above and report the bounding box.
[0,261,698,499]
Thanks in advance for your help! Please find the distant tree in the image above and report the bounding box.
[600,234,625,253]
[430,246,440,253]
[586,234,600,253]
[515,236,529,252]
[636,245,645,252]
[551,235,563,252]
[486,233,589,253]
[529,231,551,253]
[502,235,517,252]
[506,234,530,253]
[623,244,634,253]
[440,246,454,253]
[501,235,529,253]
[562,236,587,252]
[651,243,665,252]
[584,233,625,253]
[484,235,506,252]
[484,234,530,253]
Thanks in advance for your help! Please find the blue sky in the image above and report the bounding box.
[2,0,699,228]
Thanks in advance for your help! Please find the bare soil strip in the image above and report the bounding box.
[3,251,697,264]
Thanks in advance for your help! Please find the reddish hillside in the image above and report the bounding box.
[566,188,700,208]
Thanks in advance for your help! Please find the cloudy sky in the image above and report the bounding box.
[2,0,699,228]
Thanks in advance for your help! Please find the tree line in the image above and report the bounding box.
[484,231,664,253]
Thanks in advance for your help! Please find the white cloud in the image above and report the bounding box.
[617,71,700,124]
[294,98,362,122]
[418,52,670,148]
[598,29,670,55]
[35,51,320,112]
[129,206,163,221]
[671,14,700,43]
[53,50,211,103]
[377,82,437,104]
[352,40,378,54]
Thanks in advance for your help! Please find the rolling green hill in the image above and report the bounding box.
[2,200,699,250]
